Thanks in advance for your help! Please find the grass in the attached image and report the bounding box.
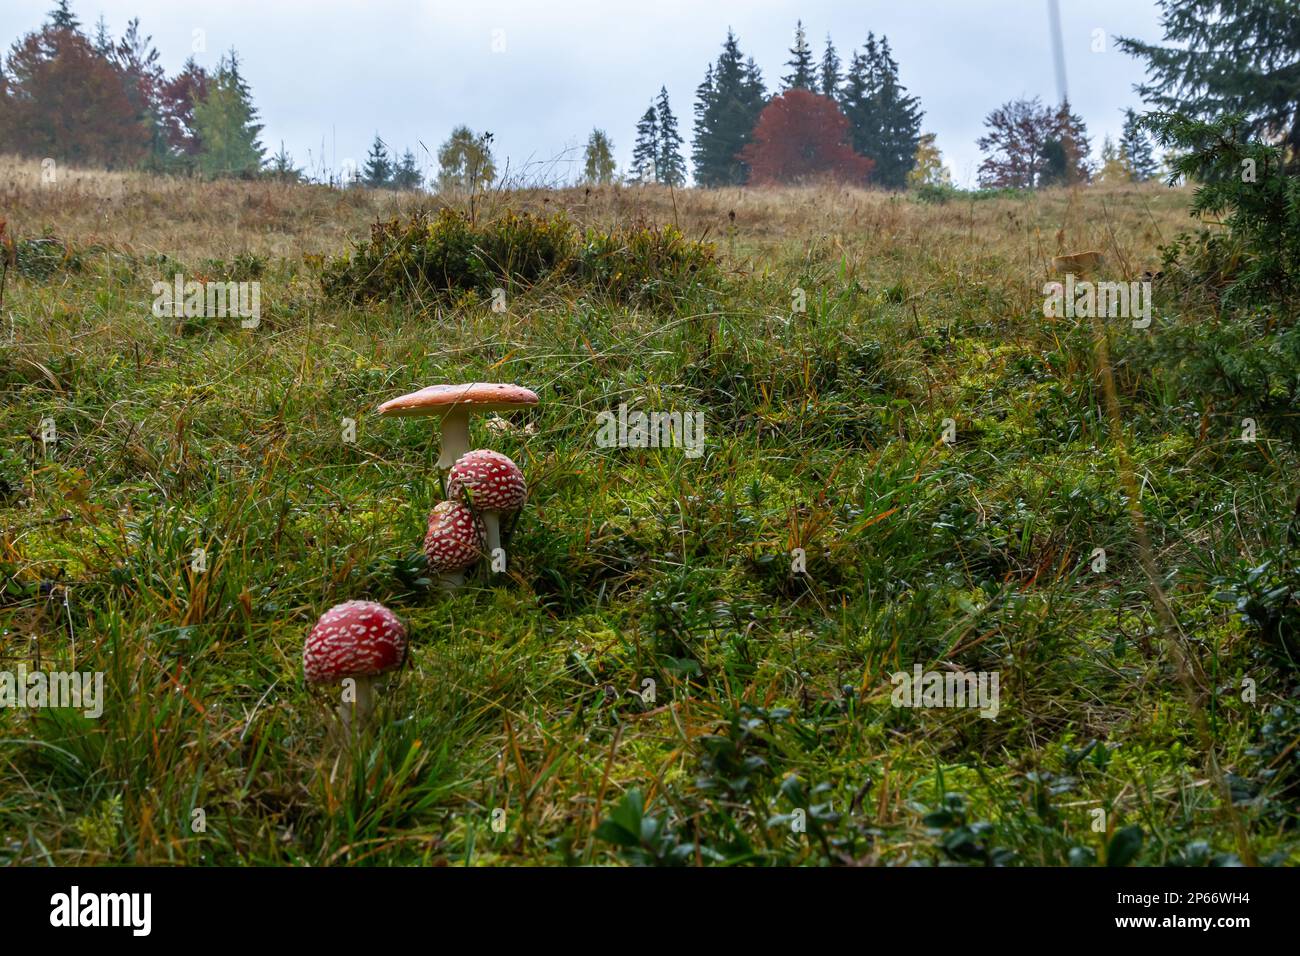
[1,154,1297,866]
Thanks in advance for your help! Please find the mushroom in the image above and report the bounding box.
[303,600,407,732]
[447,449,526,574]
[424,499,485,589]
[377,382,539,469]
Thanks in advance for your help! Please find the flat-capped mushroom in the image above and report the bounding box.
[447,449,526,574]
[304,600,407,732]
[424,499,485,589]
[378,382,538,469]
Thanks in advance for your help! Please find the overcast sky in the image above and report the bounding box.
[2,0,1168,187]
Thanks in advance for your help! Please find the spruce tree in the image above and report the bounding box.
[268,141,304,183]
[392,149,423,190]
[841,34,923,189]
[840,45,871,123]
[692,64,720,181]
[819,36,840,99]
[583,128,616,184]
[869,37,924,189]
[692,30,768,186]
[1119,0,1300,169]
[632,104,659,183]
[49,0,79,31]
[92,15,112,54]
[362,133,393,188]
[782,20,816,90]
[1120,107,1158,181]
[656,88,686,186]
[842,36,881,159]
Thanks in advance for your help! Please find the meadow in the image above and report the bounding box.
[1,155,1296,866]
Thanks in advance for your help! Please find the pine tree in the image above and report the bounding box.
[583,128,616,184]
[392,149,423,190]
[1118,0,1300,169]
[656,88,686,186]
[1120,108,1158,181]
[692,30,768,186]
[631,104,659,183]
[192,50,265,177]
[819,36,840,99]
[362,133,393,188]
[782,20,816,90]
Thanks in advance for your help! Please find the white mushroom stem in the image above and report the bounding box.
[437,570,467,591]
[340,675,376,733]
[437,410,472,469]
[482,511,503,572]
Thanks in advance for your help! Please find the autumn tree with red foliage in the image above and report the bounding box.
[158,58,210,156]
[1,18,147,166]
[738,88,873,186]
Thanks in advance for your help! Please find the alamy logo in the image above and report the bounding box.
[1043,275,1152,329]
[595,403,705,458]
[890,664,1000,719]
[151,273,261,328]
[0,664,104,718]
[50,886,151,936]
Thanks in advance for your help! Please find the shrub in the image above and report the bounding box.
[322,208,718,310]
[911,182,963,205]
[574,220,718,307]
[0,445,25,504]
[15,236,83,280]
[321,208,559,304]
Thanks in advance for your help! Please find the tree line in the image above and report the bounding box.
[616,22,925,189]
[0,1,267,177]
[5,2,1294,193]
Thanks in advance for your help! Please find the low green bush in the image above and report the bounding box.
[322,208,719,309]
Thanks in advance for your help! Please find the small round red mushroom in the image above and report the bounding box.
[447,449,526,574]
[424,500,485,588]
[304,600,407,730]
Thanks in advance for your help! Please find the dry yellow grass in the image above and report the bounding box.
[1,154,1192,279]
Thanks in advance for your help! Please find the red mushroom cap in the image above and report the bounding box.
[303,600,407,684]
[424,500,485,573]
[377,382,539,418]
[447,449,527,513]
